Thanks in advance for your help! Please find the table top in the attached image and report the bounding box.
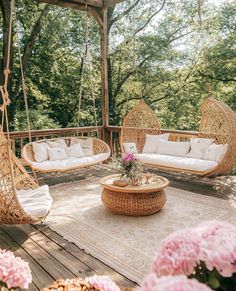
[100,174,169,193]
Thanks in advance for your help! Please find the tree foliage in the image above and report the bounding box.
[0,0,235,132]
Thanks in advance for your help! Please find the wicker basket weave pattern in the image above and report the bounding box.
[120,101,161,153]
[0,129,38,224]
[102,188,167,216]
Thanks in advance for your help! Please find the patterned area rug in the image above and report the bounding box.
[46,178,236,284]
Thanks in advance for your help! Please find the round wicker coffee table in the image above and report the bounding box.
[100,174,169,216]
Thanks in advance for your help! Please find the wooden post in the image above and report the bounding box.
[100,6,110,144]
[100,6,109,128]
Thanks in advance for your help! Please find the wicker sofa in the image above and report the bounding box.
[22,137,110,173]
[120,98,236,177]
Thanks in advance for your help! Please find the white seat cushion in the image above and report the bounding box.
[70,137,93,156]
[67,143,84,158]
[48,147,68,161]
[142,134,170,153]
[203,143,228,162]
[187,138,214,159]
[17,185,53,218]
[123,143,138,154]
[157,140,190,157]
[32,142,49,163]
[47,139,68,151]
[135,153,218,172]
[31,153,110,171]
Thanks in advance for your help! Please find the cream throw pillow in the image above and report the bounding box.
[123,143,138,154]
[203,143,228,162]
[48,147,68,161]
[47,139,68,151]
[70,137,93,156]
[187,138,214,159]
[157,140,191,157]
[142,133,169,153]
[67,143,84,158]
[32,142,49,163]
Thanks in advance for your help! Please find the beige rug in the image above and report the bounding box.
[46,178,236,284]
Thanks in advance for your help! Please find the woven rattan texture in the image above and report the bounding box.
[120,101,161,153]
[41,278,99,291]
[199,98,236,176]
[120,98,236,176]
[22,137,110,173]
[101,188,167,216]
[0,130,38,224]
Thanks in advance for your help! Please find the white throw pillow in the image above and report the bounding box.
[157,140,191,157]
[142,133,169,153]
[203,143,228,162]
[48,147,68,161]
[187,138,214,159]
[67,143,84,158]
[123,143,138,154]
[47,139,68,151]
[70,137,93,156]
[32,142,49,163]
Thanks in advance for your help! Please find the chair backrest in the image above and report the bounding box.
[0,130,38,224]
[120,101,161,153]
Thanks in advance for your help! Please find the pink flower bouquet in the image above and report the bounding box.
[140,274,212,291]
[112,153,142,183]
[0,249,32,290]
[86,275,121,291]
[152,220,236,290]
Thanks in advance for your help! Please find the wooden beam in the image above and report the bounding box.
[100,7,109,127]
[37,0,126,8]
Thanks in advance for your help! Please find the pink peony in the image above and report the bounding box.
[123,153,135,162]
[86,275,121,291]
[0,249,32,289]
[152,229,201,276]
[195,220,236,277]
[140,273,212,291]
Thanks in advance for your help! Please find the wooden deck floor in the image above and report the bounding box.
[0,165,233,291]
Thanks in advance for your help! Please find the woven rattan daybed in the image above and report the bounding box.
[22,136,111,173]
[120,98,236,177]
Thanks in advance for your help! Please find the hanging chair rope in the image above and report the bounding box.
[10,0,39,182]
[77,2,99,137]
[0,0,17,193]
[12,0,32,143]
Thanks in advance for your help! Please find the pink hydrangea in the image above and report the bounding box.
[152,229,201,276]
[123,153,135,162]
[86,275,120,291]
[0,249,32,289]
[140,273,212,291]
[195,220,236,277]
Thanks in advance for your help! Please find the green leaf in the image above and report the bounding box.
[208,273,220,289]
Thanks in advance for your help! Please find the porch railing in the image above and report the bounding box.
[5,125,198,158]
[106,126,198,155]
[7,126,103,157]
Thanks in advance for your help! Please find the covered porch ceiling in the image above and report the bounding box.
[37,0,126,10]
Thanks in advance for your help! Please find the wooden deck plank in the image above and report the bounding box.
[0,226,53,290]
[17,224,95,278]
[1,225,76,281]
[34,224,136,288]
